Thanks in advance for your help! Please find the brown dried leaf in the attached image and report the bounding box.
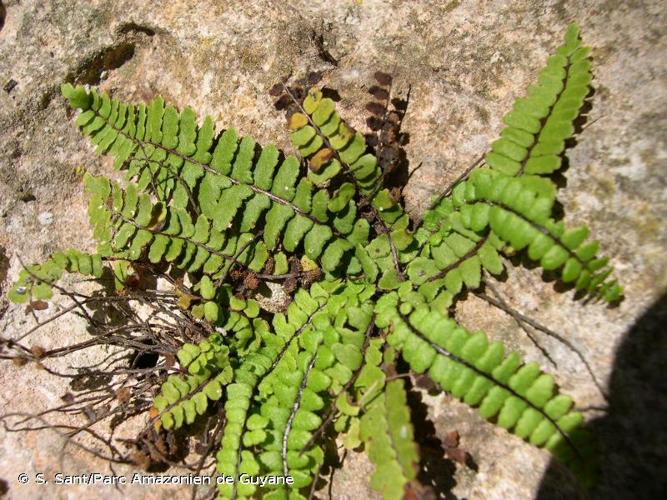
[152,436,168,459]
[243,273,259,290]
[149,406,160,427]
[12,357,28,367]
[379,147,400,169]
[263,255,275,275]
[124,274,141,289]
[391,96,408,111]
[446,447,468,465]
[365,102,385,116]
[307,72,323,85]
[130,450,152,470]
[384,363,398,378]
[194,440,210,455]
[413,374,439,392]
[309,148,334,172]
[300,269,322,289]
[30,300,48,311]
[368,85,390,100]
[380,126,399,145]
[283,277,297,294]
[288,112,309,130]
[163,353,176,369]
[115,387,131,403]
[442,430,460,449]
[362,137,378,153]
[374,71,393,86]
[366,116,383,131]
[403,481,437,500]
[268,83,283,96]
[30,345,46,358]
[387,109,401,124]
[273,94,291,110]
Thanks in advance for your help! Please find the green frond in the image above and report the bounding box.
[8,249,104,304]
[462,169,620,301]
[153,333,232,430]
[62,88,392,280]
[375,288,597,484]
[287,86,418,284]
[485,23,592,185]
[414,23,620,303]
[4,24,620,500]
[82,173,372,320]
[360,378,419,499]
[414,163,620,304]
[215,281,376,499]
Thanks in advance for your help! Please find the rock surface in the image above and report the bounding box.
[0,0,665,499]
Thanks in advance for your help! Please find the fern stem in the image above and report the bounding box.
[426,233,490,283]
[282,348,319,476]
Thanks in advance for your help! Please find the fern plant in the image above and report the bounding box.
[7,24,621,499]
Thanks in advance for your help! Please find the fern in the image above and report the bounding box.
[375,287,595,478]
[288,86,384,196]
[8,249,104,303]
[7,24,621,498]
[153,333,232,430]
[65,83,379,279]
[360,378,419,499]
[486,24,592,181]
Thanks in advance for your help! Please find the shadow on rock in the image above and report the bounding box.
[537,293,667,499]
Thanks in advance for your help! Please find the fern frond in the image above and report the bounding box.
[412,24,621,303]
[376,288,597,483]
[414,168,622,302]
[153,333,232,430]
[285,87,417,286]
[287,86,383,197]
[360,378,419,499]
[413,161,620,303]
[461,170,620,301]
[62,86,373,278]
[8,249,104,303]
[485,24,592,186]
[214,281,377,498]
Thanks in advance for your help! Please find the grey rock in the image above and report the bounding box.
[37,211,53,226]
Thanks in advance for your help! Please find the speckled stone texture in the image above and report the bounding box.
[0,0,665,499]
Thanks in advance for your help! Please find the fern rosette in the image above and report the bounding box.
[7,23,619,498]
